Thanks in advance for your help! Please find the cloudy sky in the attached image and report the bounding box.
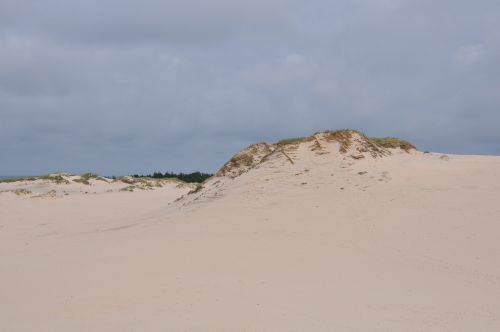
[1,0,499,175]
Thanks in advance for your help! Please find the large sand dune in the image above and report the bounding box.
[1,130,500,331]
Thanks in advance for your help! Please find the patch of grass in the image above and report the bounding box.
[117,176,171,191]
[120,185,136,192]
[41,175,69,184]
[323,129,359,153]
[84,173,106,181]
[0,174,69,184]
[370,137,416,151]
[13,189,32,195]
[117,176,151,185]
[116,176,138,185]
[217,151,254,177]
[230,152,254,166]
[0,189,33,196]
[115,176,153,186]
[73,173,106,185]
[188,184,204,194]
[277,136,312,146]
[321,129,415,153]
[73,178,90,185]
[217,143,274,177]
[0,176,35,183]
[309,139,323,152]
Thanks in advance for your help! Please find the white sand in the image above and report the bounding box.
[1,134,500,331]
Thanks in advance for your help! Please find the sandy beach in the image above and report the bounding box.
[1,131,500,331]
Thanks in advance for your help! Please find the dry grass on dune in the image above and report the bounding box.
[276,136,314,146]
[216,129,416,178]
[72,173,107,185]
[0,174,70,184]
[277,129,415,154]
[370,137,417,151]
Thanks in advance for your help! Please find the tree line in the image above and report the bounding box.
[131,171,213,183]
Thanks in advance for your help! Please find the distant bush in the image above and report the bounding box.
[131,171,212,183]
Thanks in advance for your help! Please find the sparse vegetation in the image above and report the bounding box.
[321,129,384,156]
[13,189,32,195]
[277,136,312,146]
[309,139,323,152]
[0,189,33,196]
[321,129,415,154]
[120,185,136,192]
[115,176,192,191]
[230,152,254,166]
[117,176,137,185]
[323,129,358,153]
[0,174,69,184]
[188,184,204,194]
[116,177,153,188]
[217,143,273,177]
[369,137,416,152]
[73,178,89,185]
[216,152,255,177]
[73,173,106,185]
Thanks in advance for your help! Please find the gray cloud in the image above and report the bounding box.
[1,0,499,175]
[0,0,290,45]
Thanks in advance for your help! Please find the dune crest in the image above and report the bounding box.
[217,129,414,178]
[179,129,418,206]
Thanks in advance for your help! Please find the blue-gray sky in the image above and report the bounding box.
[1,0,499,175]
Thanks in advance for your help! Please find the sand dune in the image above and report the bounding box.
[1,130,500,331]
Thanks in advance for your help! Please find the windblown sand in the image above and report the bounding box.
[1,143,500,331]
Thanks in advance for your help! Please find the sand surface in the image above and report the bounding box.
[1,136,500,331]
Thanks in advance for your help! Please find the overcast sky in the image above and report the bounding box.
[1,0,499,175]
